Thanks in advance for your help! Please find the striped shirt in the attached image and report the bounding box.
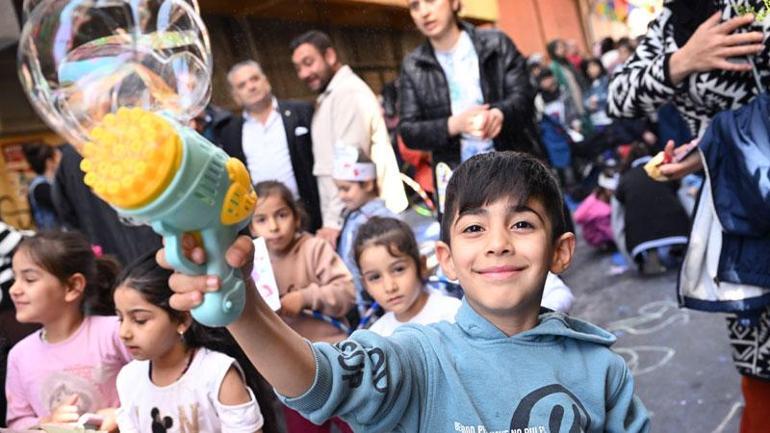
[0,223,27,310]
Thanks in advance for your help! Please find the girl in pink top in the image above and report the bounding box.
[5,231,130,431]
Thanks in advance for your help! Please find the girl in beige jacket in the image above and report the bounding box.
[250,181,355,344]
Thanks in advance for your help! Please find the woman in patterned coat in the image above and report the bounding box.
[608,2,768,432]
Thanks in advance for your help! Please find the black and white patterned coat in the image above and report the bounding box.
[608,0,770,137]
[0,223,25,308]
[609,0,770,380]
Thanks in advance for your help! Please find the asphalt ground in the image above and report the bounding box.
[564,241,744,433]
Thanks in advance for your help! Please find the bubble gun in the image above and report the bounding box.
[80,107,256,326]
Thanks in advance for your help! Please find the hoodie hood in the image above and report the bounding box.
[456,299,616,346]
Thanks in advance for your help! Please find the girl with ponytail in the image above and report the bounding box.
[5,230,130,431]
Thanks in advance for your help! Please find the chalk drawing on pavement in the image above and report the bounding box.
[606,300,689,336]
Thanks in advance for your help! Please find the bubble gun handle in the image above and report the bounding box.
[81,108,257,326]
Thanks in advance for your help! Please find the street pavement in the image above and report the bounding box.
[564,241,743,433]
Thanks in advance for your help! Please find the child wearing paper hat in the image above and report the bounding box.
[332,144,397,322]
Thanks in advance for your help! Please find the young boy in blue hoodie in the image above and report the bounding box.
[164,151,650,433]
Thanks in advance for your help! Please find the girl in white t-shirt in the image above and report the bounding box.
[113,252,264,433]
[354,217,461,336]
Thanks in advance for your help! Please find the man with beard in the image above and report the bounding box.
[290,31,406,248]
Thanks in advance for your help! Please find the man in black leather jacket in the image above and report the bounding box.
[399,0,542,177]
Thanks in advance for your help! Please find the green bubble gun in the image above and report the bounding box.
[81,107,256,326]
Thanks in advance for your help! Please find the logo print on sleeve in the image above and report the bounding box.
[335,341,388,393]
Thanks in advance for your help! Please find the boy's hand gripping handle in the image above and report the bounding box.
[163,225,246,326]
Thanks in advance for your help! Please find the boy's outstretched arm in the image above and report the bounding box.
[158,235,316,398]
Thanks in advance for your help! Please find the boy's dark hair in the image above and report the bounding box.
[440,152,567,244]
[253,180,308,232]
[22,142,56,175]
[353,217,421,276]
[289,30,333,55]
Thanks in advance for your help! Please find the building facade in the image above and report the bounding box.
[0,0,613,228]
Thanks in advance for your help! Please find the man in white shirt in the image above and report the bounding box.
[219,60,322,232]
[290,31,407,248]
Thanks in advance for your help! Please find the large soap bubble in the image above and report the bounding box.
[22,0,201,20]
[18,0,212,151]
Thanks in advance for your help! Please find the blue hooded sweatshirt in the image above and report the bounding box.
[279,300,650,433]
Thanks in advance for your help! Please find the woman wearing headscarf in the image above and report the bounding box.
[608,2,768,432]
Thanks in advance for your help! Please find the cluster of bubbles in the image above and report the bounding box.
[18,0,212,151]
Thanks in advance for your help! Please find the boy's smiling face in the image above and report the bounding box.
[436,197,574,335]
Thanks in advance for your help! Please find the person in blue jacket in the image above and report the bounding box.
[162,151,650,433]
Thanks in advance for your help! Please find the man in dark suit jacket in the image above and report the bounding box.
[219,60,322,233]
